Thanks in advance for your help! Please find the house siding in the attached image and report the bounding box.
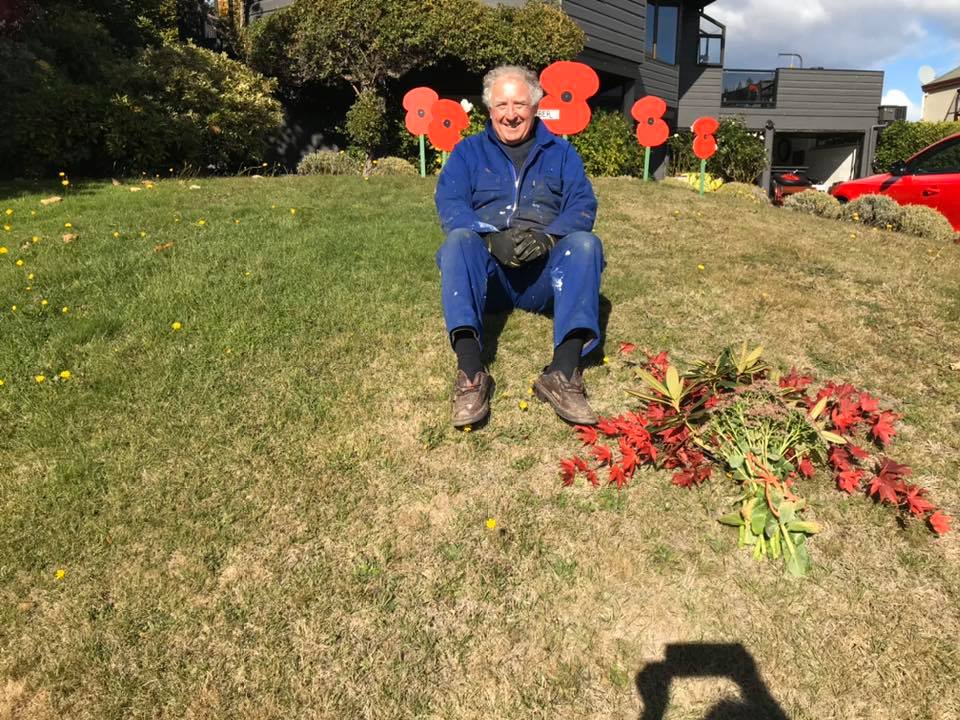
[563,0,646,66]
[679,68,884,132]
[639,59,679,106]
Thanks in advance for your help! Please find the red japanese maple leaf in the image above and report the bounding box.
[779,367,813,392]
[596,418,620,436]
[671,469,695,488]
[848,444,871,461]
[902,485,936,517]
[591,444,614,466]
[619,437,639,475]
[929,511,952,535]
[619,342,637,354]
[797,457,815,478]
[608,464,628,489]
[868,458,911,504]
[575,425,598,446]
[829,446,853,472]
[646,352,669,380]
[836,468,865,494]
[585,469,600,488]
[871,411,899,446]
[560,457,578,486]
[830,395,862,434]
[858,392,880,414]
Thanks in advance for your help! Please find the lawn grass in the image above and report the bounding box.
[1,175,958,719]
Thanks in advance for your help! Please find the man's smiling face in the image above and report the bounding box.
[489,75,536,145]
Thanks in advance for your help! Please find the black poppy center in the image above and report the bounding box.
[417,109,426,118]
[443,119,452,128]
[561,91,573,102]
[647,117,655,126]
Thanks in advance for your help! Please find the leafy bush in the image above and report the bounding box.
[370,156,418,176]
[783,190,842,219]
[296,150,361,175]
[345,88,389,167]
[669,118,767,183]
[874,120,960,173]
[898,205,957,242]
[571,109,641,177]
[841,194,904,228]
[716,181,769,204]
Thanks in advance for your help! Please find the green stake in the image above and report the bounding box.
[419,134,426,177]
[699,159,706,196]
[643,146,651,182]
[441,151,448,168]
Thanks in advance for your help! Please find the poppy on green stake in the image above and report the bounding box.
[630,96,669,181]
[403,86,439,177]
[691,116,720,196]
[428,99,469,169]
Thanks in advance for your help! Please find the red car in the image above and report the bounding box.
[830,132,960,231]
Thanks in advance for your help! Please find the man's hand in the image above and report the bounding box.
[514,229,556,264]
[484,230,522,267]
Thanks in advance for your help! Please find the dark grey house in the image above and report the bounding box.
[249,0,885,185]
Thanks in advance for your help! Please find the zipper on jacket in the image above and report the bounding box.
[504,144,543,228]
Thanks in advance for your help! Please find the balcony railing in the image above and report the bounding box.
[722,69,777,108]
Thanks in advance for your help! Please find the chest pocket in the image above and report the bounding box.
[531,174,563,214]
[472,175,504,210]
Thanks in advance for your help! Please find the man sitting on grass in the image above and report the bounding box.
[435,64,605,429]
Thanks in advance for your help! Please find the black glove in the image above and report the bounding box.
[514,228,556,264]
[484,230,522,268]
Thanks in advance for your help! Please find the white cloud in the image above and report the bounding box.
[881,89,921,121]
[708,0,960,70]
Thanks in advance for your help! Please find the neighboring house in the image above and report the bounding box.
[921,65,960,122]
[247,0,885,186]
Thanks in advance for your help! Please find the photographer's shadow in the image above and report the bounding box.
[636,643,791,720]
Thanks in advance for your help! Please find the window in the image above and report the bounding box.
[911,139,960,175]
[698,12,725,66]
[646,1,679,65]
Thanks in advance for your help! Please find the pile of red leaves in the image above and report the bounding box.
[560,347,951,537]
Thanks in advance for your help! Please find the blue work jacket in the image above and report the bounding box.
[434,119,597,238]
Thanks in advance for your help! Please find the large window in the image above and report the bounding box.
[911,138,960,175]
[646,1,679,65]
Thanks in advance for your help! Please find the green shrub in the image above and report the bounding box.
[898,204,957,242]
[571,109,641,177]
[841,194,904,228]
[874,120,960,173]
[783,190,842,219]
[370,156,418,176]
[296,150,361,175]
[345,88,389,167]
[716,181,769,203]
[669,118,767,183]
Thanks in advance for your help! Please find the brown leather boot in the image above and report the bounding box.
[451,370,493,427]
[533,367,598,425]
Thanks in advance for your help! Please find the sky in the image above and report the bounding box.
[707,0,960,120]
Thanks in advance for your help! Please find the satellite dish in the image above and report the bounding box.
[918,65,936,85]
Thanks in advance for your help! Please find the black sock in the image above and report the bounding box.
[548,331,588,380]
[453,330,483,378]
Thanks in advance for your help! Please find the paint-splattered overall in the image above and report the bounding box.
[434,119,605,354]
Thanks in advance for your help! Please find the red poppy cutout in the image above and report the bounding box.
[403,86,439,136]
[538,61,599,135]
[691,116,719,160]
[427,99,469,152]
[630,95,669,147]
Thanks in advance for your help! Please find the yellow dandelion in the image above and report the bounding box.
[27,273,34,280]
[3,224,10,232]
[0,378,5,386]
[234,219,240,224]
[61,179,70,187]
[271,204,277,209]
[4,208,11,216]
[64,222,72,228]
[35,374,46,383]
[0,246,6,254]
[485,518,497,530]
[850,233,857,239]
[174,217,181,223]
[15,259,24,266]
[139,231,146,237]
[885,224,893,230]
[290,207,297,215]
[31,210,36,216]
[31,236,39,243]
[40,299,48,307]
[171,321,182,331]
[519,399,529,411]
[25,286,32,291]
[58,171,65,177]
[697,264,705,271]
[527,386,534,396]
[59,370,71,380]
[54,568,65,580]
[112,231,120,238]
[197,219,206,226]
[62,306,69,314]
[462,424,472,433]
[603,355,610,365]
